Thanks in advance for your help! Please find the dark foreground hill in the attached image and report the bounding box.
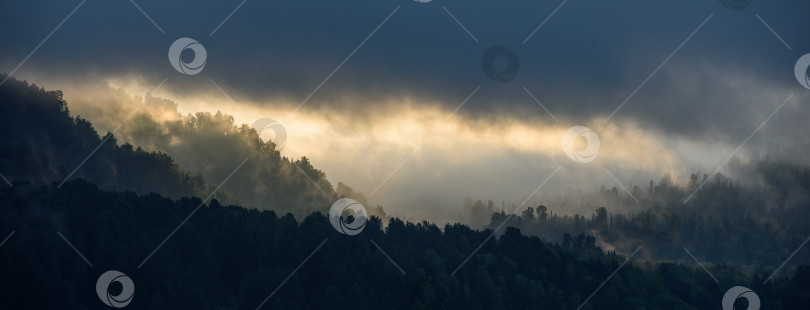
[1,180,809,309]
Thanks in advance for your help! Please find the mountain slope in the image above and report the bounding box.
[0,76,208,199]
[2,180,808,309]
[0,76,371,217]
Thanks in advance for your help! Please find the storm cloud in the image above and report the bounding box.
[2,0,810,222]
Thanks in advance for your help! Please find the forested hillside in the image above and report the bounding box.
[0,76,372,218]
[2,76,809,309]
[1,180,809,309]
[480,162,810,268]
[0,77,209,199]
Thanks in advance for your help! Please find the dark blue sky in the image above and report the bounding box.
[2,0,808,131]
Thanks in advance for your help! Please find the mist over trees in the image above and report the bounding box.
[460,160,810,269]
[0,75,376,219]
[2,76,810,308]
[0,76,209,199]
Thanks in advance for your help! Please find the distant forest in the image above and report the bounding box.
[462,159,810,268]
[1,76,809,308]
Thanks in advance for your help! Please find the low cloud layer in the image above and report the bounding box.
[2,0,810,222]
[36,78,802,224]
